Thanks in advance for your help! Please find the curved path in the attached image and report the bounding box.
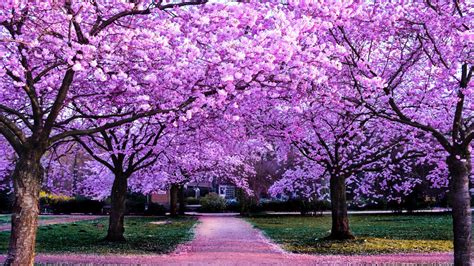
[0,215,454,265]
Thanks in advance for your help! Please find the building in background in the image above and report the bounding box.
[150,180,237,208]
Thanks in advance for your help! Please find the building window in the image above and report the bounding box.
[218,185,236,199]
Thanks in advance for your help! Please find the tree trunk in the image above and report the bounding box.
[178,185,186,215]
[169,184,179,217]
[328,174,354,240]
[5,152,43,266]
[447,152,472,266]
[105,173,128,242]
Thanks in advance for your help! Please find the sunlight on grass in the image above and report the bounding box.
[282,238,452,254]
[247,214,458,255]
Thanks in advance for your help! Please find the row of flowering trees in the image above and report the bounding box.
[0,1,472,265]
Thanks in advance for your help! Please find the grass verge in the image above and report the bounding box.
[0,216,197,254]
[247,214,460,255]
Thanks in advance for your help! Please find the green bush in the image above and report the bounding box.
[298,200,330,215]
[185,197,200,205]
[40,195,104,214]
[0,190,13,213]
[236,199,331,215]
[200,193,226,213]
[144,202,167,216]
[126,193,147,214]
[225,200,242,212]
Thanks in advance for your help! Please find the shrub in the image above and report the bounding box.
[144,202,167,216]
[126,193,147,214]
[185,197,200,205]
[0,190,13,213]
[40,194,104,214]
[299,200,330,215]
[200,192,226,213]
[258,199,330,215]
[225,200,241,212]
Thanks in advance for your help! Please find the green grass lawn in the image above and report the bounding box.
[0,215,11,225]
[247,214,462,255]
[0,216,197,254]
[0,215,59,225]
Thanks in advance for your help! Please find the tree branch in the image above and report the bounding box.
[90,9,151,36]
[0,104,33,129]
[0,124,23,154]
[43,69,75,137]
[74,136,114,171]
[0,114,26,144]
[157,0,208,10]
[49,108,169,143]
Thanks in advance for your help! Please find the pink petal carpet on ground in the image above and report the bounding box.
[0,215,456,265]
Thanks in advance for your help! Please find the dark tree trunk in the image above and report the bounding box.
[447,152,472,266]
[328,174,354,240]
[178,185,186,215]
[5,151,43,266]
[169,184,179,217]
[105,173,128,242]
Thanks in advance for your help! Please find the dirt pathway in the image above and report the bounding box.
[0,215,103,232]
[173,215,285,255]
[0,215,455,265]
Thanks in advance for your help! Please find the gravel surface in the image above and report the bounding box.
[0,215,455,265]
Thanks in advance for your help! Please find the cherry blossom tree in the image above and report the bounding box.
[321,1,473,263]
[73,117,167,241]
[246,88,424,239]
[0,1,212,263]
[1,1,302,254]
[293,109,426,239]
[128,115,257,215]
[269,159,329,204]
[0,138,15,191]
[3,1,468,264]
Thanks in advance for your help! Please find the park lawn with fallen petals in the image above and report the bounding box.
[0,215,12,225]
[247,214,462,255]
[0,214,59,225]
[0,216,197,254]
